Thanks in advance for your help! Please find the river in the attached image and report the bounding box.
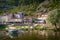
[0,30,60,40]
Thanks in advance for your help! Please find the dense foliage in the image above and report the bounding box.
[47,9,60,29]
[0,24,8,30]
[44,0,60,11]
[0,0,44,15]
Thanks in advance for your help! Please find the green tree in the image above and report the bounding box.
[0,24,8,30]
[47,9,60,30]
[0,0,44,14]
[44,0,60,11]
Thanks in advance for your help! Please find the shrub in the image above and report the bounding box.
[0,24,8,30]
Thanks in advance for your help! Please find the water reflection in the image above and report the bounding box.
[38,30,60,40]
[0,30,60,40]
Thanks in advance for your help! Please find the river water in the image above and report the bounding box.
[34,30,60,40]
[0,30,60,40]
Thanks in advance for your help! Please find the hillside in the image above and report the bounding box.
[43,0,60,11]
[0,0,60,16]
[0,0,45,15]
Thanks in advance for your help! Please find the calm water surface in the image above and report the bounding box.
[0,30,60,40]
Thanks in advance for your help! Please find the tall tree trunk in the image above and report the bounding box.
[54,23,57,30]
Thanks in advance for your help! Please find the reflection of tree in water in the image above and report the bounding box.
[44,31,60,40]
[36,30,60,40]
[0,30,60,40]
[54,32,60,40]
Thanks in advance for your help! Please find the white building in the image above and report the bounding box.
[0,12,24,24]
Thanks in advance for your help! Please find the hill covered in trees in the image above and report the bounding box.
[0,0,45,15]
[43,0,60,11]
[0,0,60,16]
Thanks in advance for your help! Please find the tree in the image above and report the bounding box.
[44,0,60,11]
[0,24,8,30]
[0,0,45,14]
[47,9,60,30]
